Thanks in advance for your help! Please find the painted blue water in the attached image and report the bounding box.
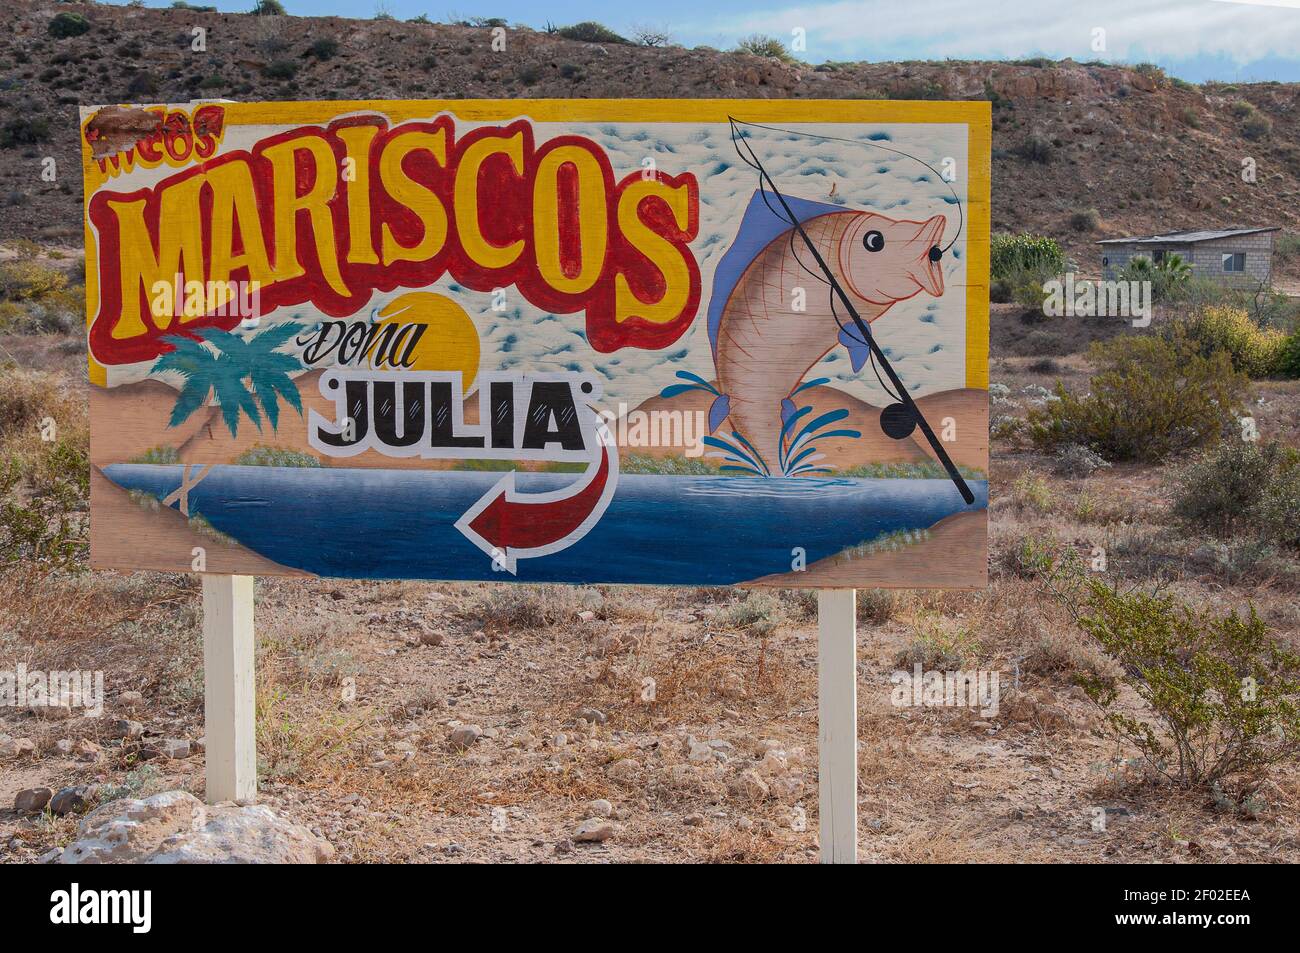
[103,464,987,585]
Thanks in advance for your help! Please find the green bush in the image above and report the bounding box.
[1176,306,1287,378]
[264,59,298,80]
[989,233,1064,305]
[308,38,339,59]
[1275,232,1300,264]
[0,116,52,147]
[1170,440,1300,549]
[0,261,69,301]
[1278,331,1300,378]
[1,438,89,571]
[736,34,792,62]
[991,233,1065,282]
[556,22,628,44]
[1242,115,1272,141]
[1014,134,1054,164]
[48,12,91,39]
[1074,581,1300,792]
[1028,333,1247,462]
[1069,208,1100,232]
[251,0,286,14]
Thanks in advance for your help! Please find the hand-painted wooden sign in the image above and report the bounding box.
[82,99,989,587]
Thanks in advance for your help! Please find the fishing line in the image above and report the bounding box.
[729,117,964,252]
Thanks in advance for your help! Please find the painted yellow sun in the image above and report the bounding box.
[370,292,481,394]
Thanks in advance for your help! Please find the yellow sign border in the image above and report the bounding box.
[83,98,990,390]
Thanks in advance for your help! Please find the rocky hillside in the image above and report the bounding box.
[3,0,1300,276]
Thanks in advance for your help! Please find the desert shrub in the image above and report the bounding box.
[0,116,52,148]
[1277,331,1300,378]
[1053,444,1111,478]
[516,63,543,86]
[471,584,602,630]
[1275,232,1300,264]
[1014,134,1053,164]
[1168,276,1300,329]
[1074,581,1300,792]
[251,0,286,14]
[1242,115,1272,141]
[721,591,783,636]
[1,437,89,571]
[0,368,59,440]
[1175,306,1286,378]
[1028,334,1247,463]
[2,299,81,335]
[856,588,896,625]
[1069,208,1100,232]
[129,71,163,96]
[1022,627,1118,689]
[736,34,792,62]
[1171,440,1300,549]
[264,59,298,80]
[893,611,981,668]
[49,12,91,39]
[989,233,1064,305]
[557,22,628,44]
[308,38,339,59]
[0,261,68,301]
[1009,472,1053,513]
[991,233,1064,282]
[1230,99,1255,119]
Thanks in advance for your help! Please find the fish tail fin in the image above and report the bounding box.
[708,394,731,433]
[838,326,871,373]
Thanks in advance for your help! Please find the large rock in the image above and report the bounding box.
[15,787,53,814]
[59,791,333,864]
[147,805,335,864]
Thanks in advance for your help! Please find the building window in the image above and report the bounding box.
[1153,249,1167,264]
[1102,256,1109,267]
[1223,252,1245,272]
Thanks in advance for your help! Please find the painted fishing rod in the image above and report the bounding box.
[728,118,976,505]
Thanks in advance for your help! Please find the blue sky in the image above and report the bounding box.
[111,0,1300,83]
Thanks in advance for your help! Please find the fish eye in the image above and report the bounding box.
[862,230,884,252]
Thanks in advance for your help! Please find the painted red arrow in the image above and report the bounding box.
[464,442,613,555]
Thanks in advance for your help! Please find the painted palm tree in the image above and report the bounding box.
[152,322,306,437]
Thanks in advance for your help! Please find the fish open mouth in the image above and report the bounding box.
[909,215,947,297]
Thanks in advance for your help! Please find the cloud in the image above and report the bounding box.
[683,0,1300,67]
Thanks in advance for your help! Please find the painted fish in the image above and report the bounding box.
[707,192,947,472]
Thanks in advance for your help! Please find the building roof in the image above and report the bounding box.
[1097,227,1279,245]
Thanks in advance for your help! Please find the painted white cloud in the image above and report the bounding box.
[683,0,1300,67]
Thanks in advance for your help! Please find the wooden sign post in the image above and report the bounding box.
[80,98,989,856]
[201,575,256,804]
[818,589,858,863]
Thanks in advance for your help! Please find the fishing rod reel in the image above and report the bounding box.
[879,402,918,440]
